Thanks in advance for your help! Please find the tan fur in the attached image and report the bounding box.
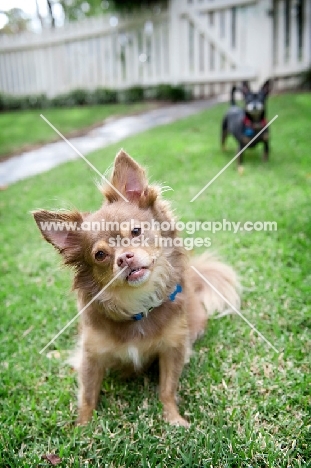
[33,149,241,427]
[189,253,241,317]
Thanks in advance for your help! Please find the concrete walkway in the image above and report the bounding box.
[0,98,218,186]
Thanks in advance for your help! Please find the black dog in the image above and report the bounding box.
[221,80,272,167]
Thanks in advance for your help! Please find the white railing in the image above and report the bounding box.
[0,0,309,97]
[272,0,311,77]
[0,12,171,96]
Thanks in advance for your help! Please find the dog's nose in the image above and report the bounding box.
[117,252,134,268]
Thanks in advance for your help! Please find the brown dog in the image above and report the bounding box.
[33,150,240,427]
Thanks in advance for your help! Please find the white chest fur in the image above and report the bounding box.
[126,345,141,369]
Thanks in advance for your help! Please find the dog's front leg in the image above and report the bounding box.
[77,351,106,425]
[263,140,269,162]
[237,142,244,167]
[159,345,189,427]
[221,117,228,150]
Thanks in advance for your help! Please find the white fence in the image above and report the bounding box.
[0,0,310,98]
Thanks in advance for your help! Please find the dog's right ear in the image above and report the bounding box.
[241,81,251,96]
[32,210,83,255]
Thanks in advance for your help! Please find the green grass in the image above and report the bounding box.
[1,93,310,467]
[0,102,154,158]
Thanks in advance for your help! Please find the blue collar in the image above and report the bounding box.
[132,283,182,321]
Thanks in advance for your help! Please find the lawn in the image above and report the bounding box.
[0,102,154,159]
[0,93,310,467]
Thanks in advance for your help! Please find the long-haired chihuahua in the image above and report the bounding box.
[33,150,240,427]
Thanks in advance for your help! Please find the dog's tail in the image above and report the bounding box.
[189,253,241,317]
[230,85,237,105]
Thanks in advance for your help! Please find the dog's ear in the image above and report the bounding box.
[103,149,157,206]
[260,79,272,97]
[32,210,83,256]
[112,149,147,201]
[241,81,251,96]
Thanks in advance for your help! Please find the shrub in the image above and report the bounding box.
[155,84,190,102]
[299,67,311,90]
[0,94,19,111]
[0,83,192,112]
[92,87,118,104]
[0,93,49,111]
[51,89,94,107]
[50,92,76,107]
[25,94,49,109]
[119,85,145,103]
[67,88,94,105]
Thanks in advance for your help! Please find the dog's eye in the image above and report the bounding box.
[95,250,107,261]
[131,227,141,237]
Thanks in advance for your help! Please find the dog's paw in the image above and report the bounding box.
[166,415,190,428]
[238,165,244,175]
[76,416,90,426]
[76,406,95,426]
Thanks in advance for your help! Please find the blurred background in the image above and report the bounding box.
[0,0,310,105]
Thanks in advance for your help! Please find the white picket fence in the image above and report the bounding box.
[0,0,310,97]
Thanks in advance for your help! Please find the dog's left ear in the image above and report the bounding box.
[261,79,272,97]
[103,149,157,206]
